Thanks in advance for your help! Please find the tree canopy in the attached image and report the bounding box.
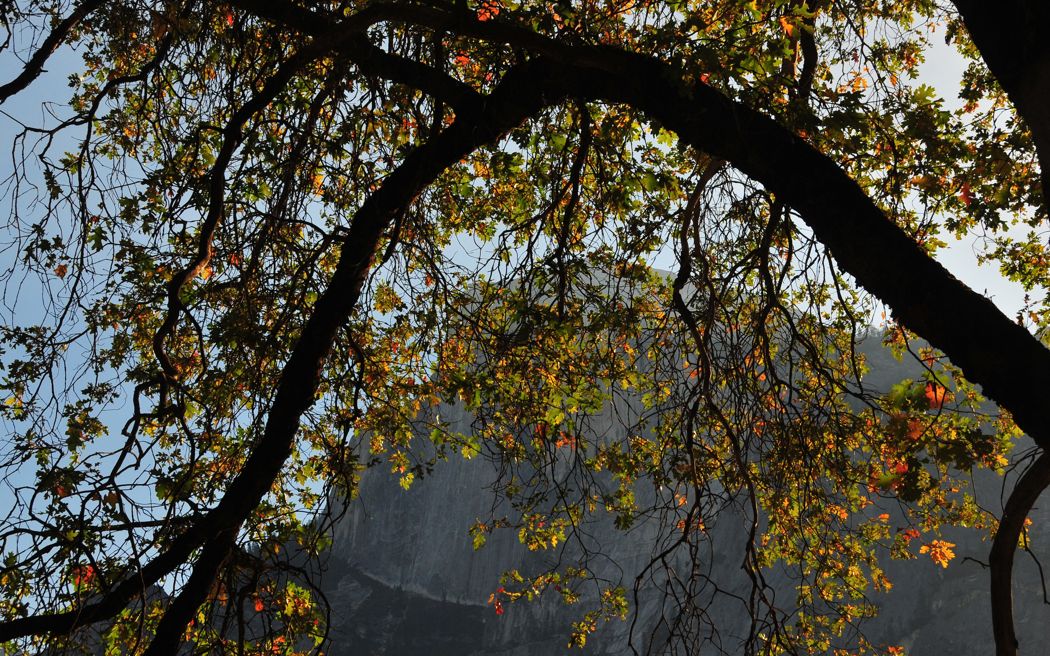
[0,0,1048,654]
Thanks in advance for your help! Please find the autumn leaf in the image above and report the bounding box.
[2,0,1048,652]
[488,588,505,615]
[477,0,500,21]
[907,419,923,440]
[71,564,95,587]
[924,383,951,409]
[919,540,956,568]
[554,431,576,449]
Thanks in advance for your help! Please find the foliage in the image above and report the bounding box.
[0,0,1048,654]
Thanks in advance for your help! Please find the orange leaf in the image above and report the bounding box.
[477,1,500,21]
[54,264,68,278]
[919,540,956,568]
[924,383,950,409]
[907,419,923,440]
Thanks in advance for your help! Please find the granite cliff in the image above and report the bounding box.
[317,341,1050,655]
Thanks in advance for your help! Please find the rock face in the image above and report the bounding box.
[322,400,678,655]
[318,344,1050,655]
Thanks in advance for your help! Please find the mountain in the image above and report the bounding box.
[315,337,1050,655]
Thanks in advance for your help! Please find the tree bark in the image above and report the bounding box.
[951,0,1050,210]
[6,4,1050,652]
[989,454,1050,656]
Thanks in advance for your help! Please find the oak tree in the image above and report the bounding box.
[0,0,1048,654]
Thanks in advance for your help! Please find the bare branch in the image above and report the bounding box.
[0,56,566,647]
[0,0,104,103]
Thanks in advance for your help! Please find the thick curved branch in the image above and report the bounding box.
[0,57,565,646]
[990,453,1050,656]
[0,0,104,103]
[225,9,1050,654]
[787,0,826,104]
[338,34,481,113]
[151,22,476,392]
[951,0,1050,208]
[227,0,480,112]
[228,5,1050,439]
[572,54,1050,447]
[230,0,1050,445]
[228,0,625,75]
[138,58,564,656]
[0,10,522,644]
[313,2,1050,447]
[6,1,1047,649]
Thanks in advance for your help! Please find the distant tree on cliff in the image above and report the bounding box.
[0,0,1047,653]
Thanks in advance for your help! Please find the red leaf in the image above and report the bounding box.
[72,564,95,586]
